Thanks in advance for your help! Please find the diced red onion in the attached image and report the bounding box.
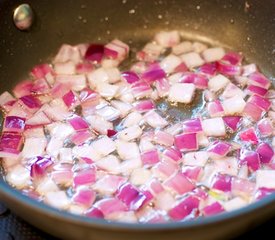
[0,132,23,156]
[248,72,271,89]
[163,147,182,162]
[131,81,152,99]
[248,95,271,111]
[121,71,140,84]
[257,118,273,136]
[179,73,208,89]
[174,133,198,152]
[153,130,174,146]
[239,127,258,144]
[243,102,263,121]
[153,159,179,179]
[207,141,231,158]
[73,167,96,187]
[256,143,274,164]
[95,198,127,217]
[141,149,160,166]
[155,78,170,97]
[72,188,96,208]
[255,187,275,200]
[182,118,202,133]
[13,80,34,98]
[85,207,104,219]
[168,196,199,220]
[76,62,94,74]
[31,64,53,79]
[134,99,155,113]
[222,116,241,131]
[68,116,89,131]
[19,95,41,109]
[217,61,241,76]
[182,166,202,181]
[221,52,242,65]
[207,100,224,117]
[104,39,129,61]
[211,173,232,192]
[4,116,25,133]
[163,172,195,194]
[62,90,79,108]
[202,202,225,216]
[107,129,117,138]
[246,85,268,97]
[30,156,54,179]
[84,44,104,63]
[94,175,127,195]
[116,183,147,211]
[198,63,217,76]
[242,63,257,77]
[238,149,260,172]
[31,78,50,95]
[141,63,166,84]
[70,130,92,145]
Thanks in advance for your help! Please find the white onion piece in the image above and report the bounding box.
[202,118,226,137]
[116,140,140,160]
[122,111,143,128]
[208,74,230,92]
[6,165,30,189]
[54,61,76,75]
[93,175,127,195]
[180,52,205,69]
[117,125,143,141]
[92,136,116,157]
[256,170,275,189]
[160,54,182,73]
[172,41,193,55]
[202,47,225,62]
[222,95,246,115]
[192,42,208,53]
[36,178,59,196]
[111,100,132,117]
[96,105,121,121]
[59,148,73,163]
[96,83,119,99]
[168,83,196,104]
[130,168,152,185]
[183,151,209,167]
[86,115,113,135]
[154,191,175,211]
[223,197,247,212]
[144,110,168,128]
[213,157,238,176]
[22,137,47,158]
[72,145,101,161]
[154,31,180,47]
[45,191,70,210]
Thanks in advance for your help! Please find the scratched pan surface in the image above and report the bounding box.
[0,0,274,240]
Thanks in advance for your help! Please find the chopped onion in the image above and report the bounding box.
[84,44,104,63]
[168,196,199,220]
[256,143,274,164]
[202,202,225,216]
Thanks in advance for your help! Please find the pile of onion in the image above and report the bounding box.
[0,30,274,223]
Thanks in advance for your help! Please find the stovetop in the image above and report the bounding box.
[0,202,274,240]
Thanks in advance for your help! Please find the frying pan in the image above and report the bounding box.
[0,0,274,239]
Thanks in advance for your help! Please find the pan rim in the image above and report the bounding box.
[0,179,274,231]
